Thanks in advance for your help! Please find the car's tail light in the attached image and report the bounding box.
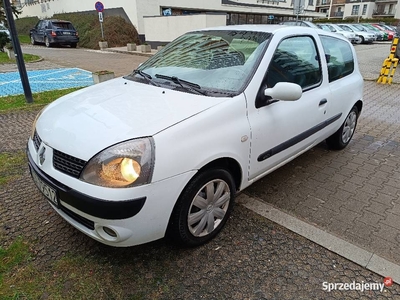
[76,32,79,37]
[51,31,57,37]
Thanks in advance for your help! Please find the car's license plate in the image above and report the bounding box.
[31,169,58,207]
[63,31,71,35]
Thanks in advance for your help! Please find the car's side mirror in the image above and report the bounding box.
[264,82,302,101]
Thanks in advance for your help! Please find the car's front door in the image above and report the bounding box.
[246,35,333,181]
[37,21,47,43]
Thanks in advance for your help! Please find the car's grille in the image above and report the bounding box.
[53,149,87,178]
[33,130,42,151]
[60,205,94,230]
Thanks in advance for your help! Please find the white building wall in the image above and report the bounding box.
[144,14,226,43]
[343,2,370,19]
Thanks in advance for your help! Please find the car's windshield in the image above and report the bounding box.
[127,30,271,96]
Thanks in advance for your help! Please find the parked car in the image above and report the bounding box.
[371,23,394,40]
[338,24,375,44]
[30,19,79,48]
[350,23,384,41]
[361,23,388,40]
[316,23,357,43]
[0,23,10,39]
[28,25,363,247]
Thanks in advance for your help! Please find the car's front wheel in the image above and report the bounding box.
[167,169,236,247]
[326,106,359,150]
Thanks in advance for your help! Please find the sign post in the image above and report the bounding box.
[95,1,105,39]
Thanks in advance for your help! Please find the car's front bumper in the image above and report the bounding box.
[27,138,196,247]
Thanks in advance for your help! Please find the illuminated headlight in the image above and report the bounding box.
[31,106,47,139]
[80,138,155,188]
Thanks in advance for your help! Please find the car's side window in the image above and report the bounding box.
[319,35,354,82]
[266,36,322,90]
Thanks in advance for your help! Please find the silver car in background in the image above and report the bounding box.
[317,23,358,44]
[338,24,376,44]
[0,24,11,39]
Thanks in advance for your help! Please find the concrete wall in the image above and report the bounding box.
[143,14,226,46]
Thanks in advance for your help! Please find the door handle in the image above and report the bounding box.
[319,99,328,106]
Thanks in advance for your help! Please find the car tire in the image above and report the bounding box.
[355,36,363,44]
[326,106,359,150]
[167,169,236,247]
[30,35,37,45]
[45,37,51,48]
[71,43,77,48]
[358,36,365,44]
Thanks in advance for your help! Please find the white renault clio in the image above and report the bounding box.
[28,25,363,247]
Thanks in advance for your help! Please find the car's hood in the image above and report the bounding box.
[36,77,227,160]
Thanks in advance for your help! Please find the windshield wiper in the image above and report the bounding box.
[155,74,207,96]
[131,69,160,87]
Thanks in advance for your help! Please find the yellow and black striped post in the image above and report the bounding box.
[377,37,399,84]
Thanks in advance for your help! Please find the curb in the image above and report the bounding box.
[237,193,400,284]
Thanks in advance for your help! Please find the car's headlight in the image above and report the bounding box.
[31,106,47,139]
[80,138,155,188]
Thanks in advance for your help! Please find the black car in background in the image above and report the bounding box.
[30,19,79,48]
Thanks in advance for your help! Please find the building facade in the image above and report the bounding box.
[315,0,400,20]
[13,0,325,39]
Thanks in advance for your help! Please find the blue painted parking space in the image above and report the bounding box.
[0,68,94,97]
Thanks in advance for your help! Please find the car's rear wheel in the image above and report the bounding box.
[45,37,51,48]
[30,35,37,45]
[70,43,77,48]
[326,106,359,150]
[167,169,235,247]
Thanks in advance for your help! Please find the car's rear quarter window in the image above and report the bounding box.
[320,35,354,82]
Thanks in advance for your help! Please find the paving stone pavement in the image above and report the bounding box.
[1,42,400,298]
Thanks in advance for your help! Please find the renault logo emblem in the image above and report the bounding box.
[38,146,46,165]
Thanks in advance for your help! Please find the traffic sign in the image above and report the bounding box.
[98,12,103,23]
[95,1,104,12]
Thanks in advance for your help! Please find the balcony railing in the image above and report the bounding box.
[316,0,330,6]
[372,10,395,15]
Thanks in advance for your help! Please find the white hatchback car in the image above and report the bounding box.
[28,25,363,247]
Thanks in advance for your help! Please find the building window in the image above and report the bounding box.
[308,0,314,5]
[362,4,367,15]
[351,5,359,15]
[389,4,394,14]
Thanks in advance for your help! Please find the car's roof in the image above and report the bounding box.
[194,24,317,34]
[192,24,345,40]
